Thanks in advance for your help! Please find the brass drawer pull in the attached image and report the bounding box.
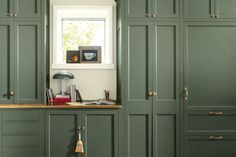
[209,136,223,140]
[209,111,223,115]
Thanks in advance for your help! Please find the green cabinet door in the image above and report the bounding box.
[185,136,236,157]
[13,21,42,104]
[215,0,236,19]
[152,0,179,18]
[184,22,236,107]
[184,0,214,19]
[152,22,180,157]
[14,0,41,17]
[0,22,14,104]
[0,0,13,17]
[46,110,79,157]
[81,110,119,157]
[125,0,152,19]
[0,109,45,157]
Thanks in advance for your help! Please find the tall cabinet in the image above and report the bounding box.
[0,0,46,104]
[117,0,180,157]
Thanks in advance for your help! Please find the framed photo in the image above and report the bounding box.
[66,50,80,63]
[79,46,101,63]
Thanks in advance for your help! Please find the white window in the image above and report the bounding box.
[51,3,116,69]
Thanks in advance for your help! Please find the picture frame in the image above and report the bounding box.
[79,46,101,63]
[66,50,80,63]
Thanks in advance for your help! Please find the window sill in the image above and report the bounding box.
[51,63,115,70]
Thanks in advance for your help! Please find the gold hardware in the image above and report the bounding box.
[210,14,215,18]
[148,91,153,96]
[145,14,152,18]
[153,91,158,96]
[209,136,223,140]
[75,127,84,153]
[13,14,17,17]
[9,91,15,96]
[209,111,223,115]
[215,14,220,18]
[152,14,157,18]
[184,87,188,101]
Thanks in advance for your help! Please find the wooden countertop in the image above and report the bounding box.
[0,104,122,109]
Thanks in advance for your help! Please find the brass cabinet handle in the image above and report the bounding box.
[9,91,15,96]
[209,136,223,140]
[209,111,223,115]
[184,87,188,101]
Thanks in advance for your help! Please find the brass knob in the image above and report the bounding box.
[210,14,215,18]
[9,91,15,96]
[152,14,157,18]
[215,14,220,18]
[13,14,17,17]
[148,91,153,96]
[145,14,152,18]
[153,91,158,96]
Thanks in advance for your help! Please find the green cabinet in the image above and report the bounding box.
[124,21,180,157]
[0,109,45,157]
[0,21,42,104]
[184,0,236,19]
[125,0,179,19]
[183,22,236,107]
[0,0,41,18]
[46,109,119,157]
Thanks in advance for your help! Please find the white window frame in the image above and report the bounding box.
[50,1,116,69]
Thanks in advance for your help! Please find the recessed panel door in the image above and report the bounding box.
[184,23,236,107]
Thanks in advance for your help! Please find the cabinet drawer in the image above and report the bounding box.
[2,148,39,157]
[185,135,236,157]
[2,123,39,134]
[2,135,39,146]
[2,110,39,121]
[186,110,236,133]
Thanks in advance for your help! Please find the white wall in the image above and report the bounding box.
[50,0,117,100]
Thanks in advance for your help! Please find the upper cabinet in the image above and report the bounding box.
[184,0,236,19]
[0,0,41,18]
[125,0,179,19]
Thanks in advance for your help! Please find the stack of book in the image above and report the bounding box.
[46,89,71,105]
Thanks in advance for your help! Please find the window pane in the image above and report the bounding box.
[62,19,105,63]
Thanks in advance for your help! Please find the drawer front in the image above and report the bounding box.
[185,110,236,133]
[2,135,39,146]
[2,110,39,121]
[185,135,236,157]
[2,148,40,157]
[2,123,39,134]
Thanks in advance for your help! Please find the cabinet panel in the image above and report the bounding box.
[46,111,78,157]
[0,0,13,17]
[2,148,40,157]
[184,23,236,107]
[124,23,153,109]
[82,111,118,157]
[153,0,179,18]
[0,24,13,103]
[153,23,179,114]
[153,114,177,157]
[185,136,236,157]
[14,0,41,17]
[125,0,151,18]
[14,22,41,103]
[126,114,151,157]
[215,0,236,18]
[184,0,213,18]
[186,110,236,134]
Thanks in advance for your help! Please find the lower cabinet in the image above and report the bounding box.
[45,109,119,157]
[185,135,236,157]
[0,109,45,157]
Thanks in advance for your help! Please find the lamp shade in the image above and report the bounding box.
[53,71,74,80]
